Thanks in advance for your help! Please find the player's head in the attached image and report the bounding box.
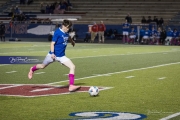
[62,19,72,32]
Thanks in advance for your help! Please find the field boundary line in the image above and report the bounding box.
[159,112,180,120]
[47,62,180,85]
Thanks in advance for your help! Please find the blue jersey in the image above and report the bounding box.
[129,29,137,35]
[150,29,157,36]
[49,28,69,57]
[140,28,145,36]
[172,31,179,37]
[122,23,130,32]
[156,31,161,37]
[166,30,173,37]
[143,30,150,36]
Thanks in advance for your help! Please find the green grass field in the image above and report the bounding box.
[0,42,180,120]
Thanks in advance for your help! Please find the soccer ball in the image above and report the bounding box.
[88,86,99,96]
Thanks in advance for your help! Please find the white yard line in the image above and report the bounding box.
[47,62,180,85]
[0,64,10,66]
[34,72,45,74]
[158,77,166,80]
[159,112,180,120]
[125,76,135,79]
[0,85,22,90]
[6,71,17,73]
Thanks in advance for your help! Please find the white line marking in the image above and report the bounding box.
[34,72,45,74]
[0,85,22,90]
[6,71,17,73]
[70,50,180,59]
[125,76,135,78]
[47,62,180,85]
[160,112,180,120]
[0,64,10,66]
[30,88,54,92]
[158,77,166,80]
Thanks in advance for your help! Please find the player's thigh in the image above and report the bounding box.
[42,53,54,65]
[56,56,74,69]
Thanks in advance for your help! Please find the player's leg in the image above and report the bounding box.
[126,32,129,43]
[28,53,54,79]
[59,56,81,92]
[0,34,2,41]
[122,32,125,43]
[102,31,105,43]
[98,32,101,43]
[2,34,5,42]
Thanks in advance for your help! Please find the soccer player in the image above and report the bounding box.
[128,26,137,44]
[141,27,150,44]
[0,21,6,42]
[98,21,106,43]
[154,27,161,45]
[149,26,157,44]
[171,28,179,45]
[122,20,130,44]
[28,20,81,92]
[165,27,173,45]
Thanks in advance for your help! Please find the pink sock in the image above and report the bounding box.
[69,74,74,85]
[31,65,38,72]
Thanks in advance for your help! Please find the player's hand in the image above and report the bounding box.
[71,40,75,47]
[51,54,56,59]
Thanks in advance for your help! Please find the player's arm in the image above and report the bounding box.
[69,32,75,47]
[50,41,56,59]
[69,36,75,47]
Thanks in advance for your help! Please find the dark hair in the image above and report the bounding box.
[62,19,72,28]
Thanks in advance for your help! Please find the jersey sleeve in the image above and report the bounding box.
[52,30,58,42]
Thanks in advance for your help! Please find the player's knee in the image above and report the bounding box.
[40,64,46,69]
[70,64,75,70]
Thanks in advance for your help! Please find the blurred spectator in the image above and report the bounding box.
[27,0,33,5]
[153,16,159,26]
[20,0,25,4]
[160,28,166,45]
[46,3,50,14]
[40,2,46,14]
[9,5,15,17]
[90,22,98,43]
[0,21,6,42]
[158,17,164,28]
[50,3,55,14]
[98,21,106,43]
[15,6,20,14]
[67,0,73,10]
[53,3,65,14]
[146,16,152,23]
[125,13,132,24]
[141,16,147,24]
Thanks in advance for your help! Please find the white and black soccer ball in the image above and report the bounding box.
[88,86,99,96]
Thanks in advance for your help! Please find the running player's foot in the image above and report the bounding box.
[28,67,33,79]
[69,85,81,92]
